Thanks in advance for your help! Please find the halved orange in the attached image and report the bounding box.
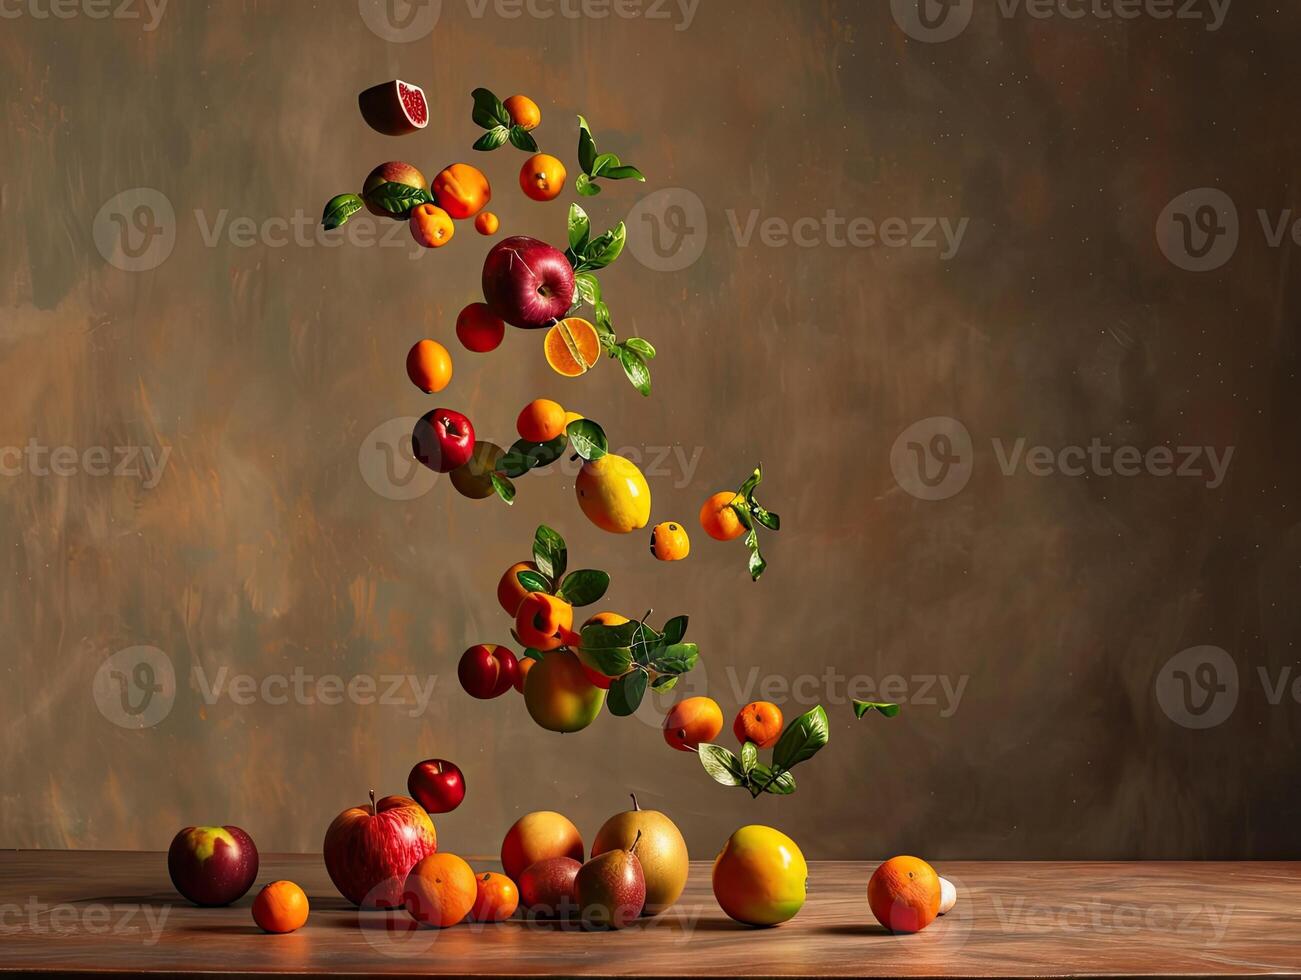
[544,318,602,377]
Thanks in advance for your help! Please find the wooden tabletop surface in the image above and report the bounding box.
[0,851,1298,978]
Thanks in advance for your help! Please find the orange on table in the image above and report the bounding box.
[433,163,491,219]
[733,701,783,748]
[519,153,566,202]
[663,696,723,751]
[471,871,519,922]
[406,339,453,393]
[456,302,505,354]
[700,491,745,541]
[497,560,539,616]
[404,853,477,928]
[517,399,567,443]
[475,211,500,235]
[868,856,942,934]
[252,880,309,934]
[649,522,690,561]
[504,94,541,131]
[544,318,601,377]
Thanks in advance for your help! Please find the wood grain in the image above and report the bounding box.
[1,852,1298,977]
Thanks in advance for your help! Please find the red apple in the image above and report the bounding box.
[362,161,427,221]
[167,825,259,907]
[458,644,519,699]
[407,759,466,814]
[481,236,576,330]
[323,792,437,909]
[412,408,475,474]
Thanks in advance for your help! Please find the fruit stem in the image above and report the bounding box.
[630,829,643,856]
[630,793,640,812]
[369,789,376,814]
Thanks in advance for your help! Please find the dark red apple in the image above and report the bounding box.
[323,792,437,908]
[358,79,428,137]
[458,644,519,699]
[167,825,259,907]
[407,759,466,814]
[412,408,475,474]
[519,856,582,919]
[481,236,576,330]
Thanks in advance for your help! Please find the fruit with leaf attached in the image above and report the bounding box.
[412,408,475,474]
[500,811,585,882]
[357,79,428,136]
[700,491,746,541]
[576,835,646,929]
[409,203,454,248]
[663,696,723,752]
[456,302,506,353]
[475,211,499,235]
[517,398,567,443]
[592,795,688,916]
[407,759,466,815]
[363,161,427,220]
[544,318,602,377]
[518,856,581,919]
[167,825,260,907]
[519,153,567,202]
[433,163,491,220]
[497,561,539,616]
[576,454,651,534]
[650,522,690,561]
[504,94,541,131]
[252,880,309,933]
[406,339,452,393]
[712,825,807,927]
[471,871,519,922]
[403,852,477,928]
[577,611,630,689]
[449,441,505,499]
[868,856,941,934]
[458,644,519,699]
[481,236,575,329]
[733,701,783,749]
[524,649,605,733]
[514,592,575,652]
[323,793,437,909]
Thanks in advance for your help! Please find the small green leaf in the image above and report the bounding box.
[623,337,656,360]
[321,193,364,230]
[751,505,781,531]
[650,642,698,676]
[579,620,640,651]
[556,569,610,607]
[661,615,688,645]
[365,181,431,217]
[575,173,601,196]
[472,87,511,129]
[566,419,608,461]
[740,742,758,775]
[515,569,552,594]
[608,670,648,716]
[697,744,746,787]
[473,127,510,152]
[573,272,601,308]
[532,525,567,581]
[772,705,830,772]
[852,700,901,719]
[581,224,626,270]
[583,645,633,678]
[630,623,662,668]
[592,151,620,176]
[617,346,652,397]
[745,528,767,581]
[501,434,568,474]
[738,465,764,499]
[602,164,646,182]
[568,204,592,254]
[508,125,539,152]
[592,301,615,340]
[752,764,797,795]
[577,114,598,174]
[489,472,515,505]
[651,674,678,692]
[521,647,545,662]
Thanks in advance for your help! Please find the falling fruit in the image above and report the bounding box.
[545,318,602,377]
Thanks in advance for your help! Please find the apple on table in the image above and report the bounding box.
[323,792,437,909]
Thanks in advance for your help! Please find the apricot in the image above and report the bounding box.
[497,561,539,616]
[500,811,584,882]
[520,153,567,202]
[409,202,454,248]
[433,163,491,220]
[504,94,541,131]
[475,211,500,236]
[663,696,724,752]
[517,399,566,443]
[733,701,783,749]
[515,592,575,652]
[650,522,690,561]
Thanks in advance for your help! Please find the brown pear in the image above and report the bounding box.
[591,794,689,915]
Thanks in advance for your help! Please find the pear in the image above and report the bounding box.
[575,831,646,930]
[592,794,688,915]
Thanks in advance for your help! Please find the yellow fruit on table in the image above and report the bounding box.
[575,454,651,533]
[712,825,807,926]
[592,795,689,916]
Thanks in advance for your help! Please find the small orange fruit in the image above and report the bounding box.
[475,211,500,235]
[455,302,505,354]
[504,95,541,131]
[497,560,539,616]
[252,880,309,934]
[517,398,567,443]
[471,871,520,922]
[544,318,602,377]
[409,202,454,248]
[700,491,745,541]
[649,522,690,561]
[733,701,783,748]
[663,696,724,752]
[406,339,453,393]
[520,153,567,202]
[433,163,491,219]
[404,852,477,928]
[868,856,942,934]
[513,655,535,694]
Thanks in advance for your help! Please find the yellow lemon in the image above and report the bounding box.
[712,825,807,926]
[575,454,651,534]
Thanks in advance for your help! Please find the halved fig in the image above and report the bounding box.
[358,79,428,137]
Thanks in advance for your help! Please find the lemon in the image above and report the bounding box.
[575,454,651,533]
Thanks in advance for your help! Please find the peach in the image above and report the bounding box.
[410,203,454,248]
[497,561,539,617]
[663,696,724,752]
[501,811,584,883]
[514,592,575,652]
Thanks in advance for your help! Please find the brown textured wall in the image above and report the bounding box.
[1,0,1298,860]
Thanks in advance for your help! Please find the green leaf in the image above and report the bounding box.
[508,125,538,152]
[473,127,510,152]
[496,450,533,479]
[581,224,626,270]
[568,204,592,255]
[364,181,431,217]
[661,615,688,645]
[583,645,633,678]
[577,114,598,174]
[556,569,610,607]
[489,472,515,505]
[321,193,364,231]
[592,301,615,340]
[738,465,764,499]
[772,705,830,772]
[650,642,698,675]
[501,434,569,475]
[650,674,678,692]
[521,647,545,662]
[532,525,567,581]
[629,621,663,667]
[617,346,652,397]
[752,763,796,795]
[751,505,781,531]
[566,419,607,462]
[608,670,648,717]
[745,528,767,581]
[852,700,901,719]
[579,620,640,651]
[515,569,552,594]
[697,744,746,787]
[592,151,620,176]
[740,742,758,775]
[623,337,656,360]
[602,164,646,182]
[573,272,601,307]
[472,87,511,129]
[575,173,601,196]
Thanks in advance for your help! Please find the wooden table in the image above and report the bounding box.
[1,852,1297,977]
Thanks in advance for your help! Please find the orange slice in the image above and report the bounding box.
[544,318,602,377]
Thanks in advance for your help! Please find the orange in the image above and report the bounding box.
[700,491,745,541]
[517,398,567,443]
[456,302,505,354]
[404,853,477,928]
[409,202,454,248]
[475,211,500,235]
[471,871,519,922]
[504,95,541,131]
[497,561,539,616]
[512,655,535,694]
[868,856,941,934]
[252,880,309,934]
[649,522,690,561]
[544,318,602,377]
[663,696,724,752]
[733,701,783,748]
[433,163,491,220]
[406,339,453,393]
[519,153,567,202]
